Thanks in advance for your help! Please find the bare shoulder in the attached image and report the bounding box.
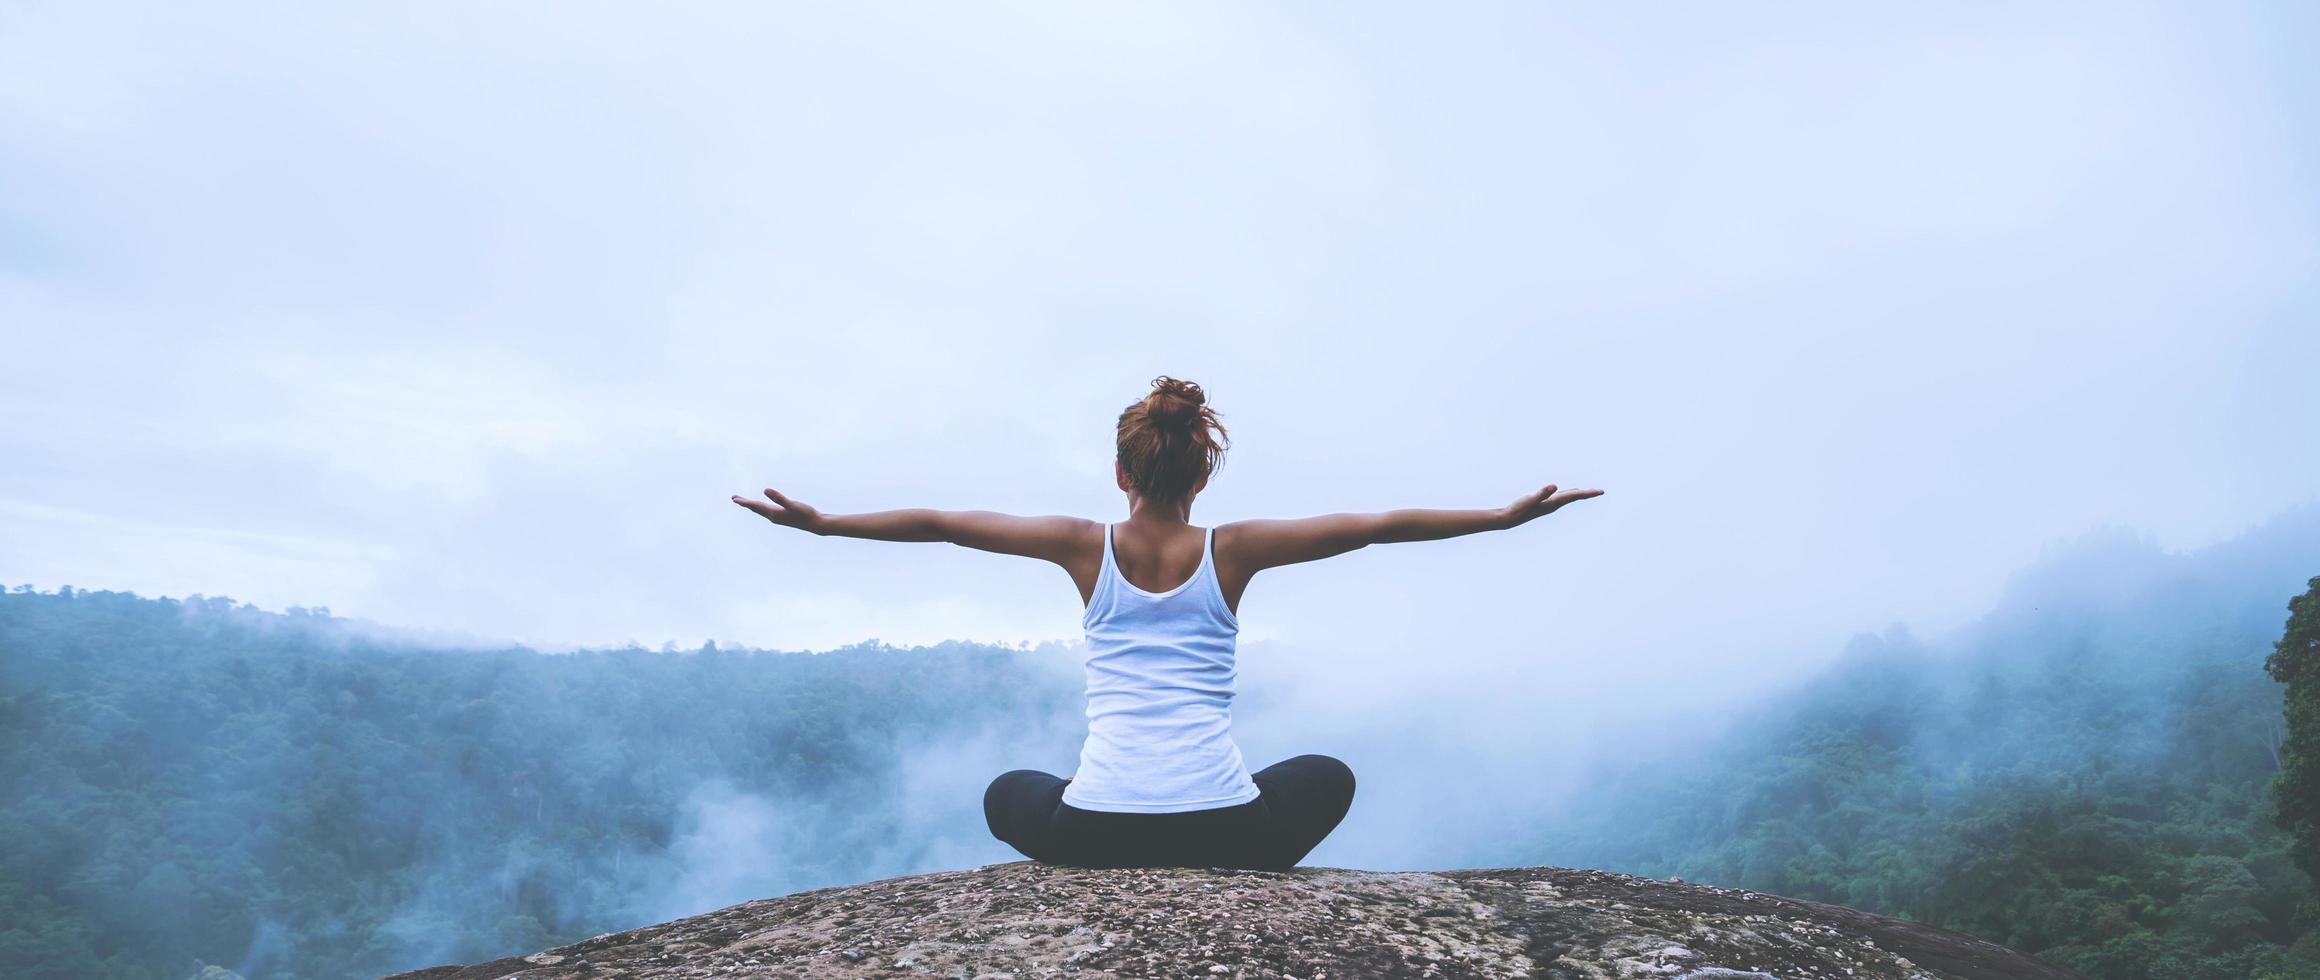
[1041,515,1106,558]
[1037,515,1106,535]
[1210,517,1312,566]
[1214,513,1379,574]
[1215,514,1369,545]
[1211,518,1275,554]
[1030,515,1105,578]
[1214,517,1300,537]
[943,512,1103,564]
[1041,516,1106,605]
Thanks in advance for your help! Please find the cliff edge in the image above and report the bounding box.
[382,861,2087,980]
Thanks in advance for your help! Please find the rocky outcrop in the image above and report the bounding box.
[383,861,2086,980]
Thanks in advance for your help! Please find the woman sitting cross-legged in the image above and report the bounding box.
[733,376,1600,870]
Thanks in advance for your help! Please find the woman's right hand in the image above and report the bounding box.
[1502,484,1603,528]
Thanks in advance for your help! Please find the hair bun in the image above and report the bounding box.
[1116,376,1228,502]
[1145,376,1206,422]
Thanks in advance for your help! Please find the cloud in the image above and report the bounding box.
[3,0,2317,726]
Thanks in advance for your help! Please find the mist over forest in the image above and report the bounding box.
[3,2,2314,979]
[4,505,2317,980]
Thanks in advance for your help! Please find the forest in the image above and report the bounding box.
[1537,517,2320,980]
[3,509,2317,979]
[0,590,1085,979]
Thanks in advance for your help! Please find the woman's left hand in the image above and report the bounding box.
[733,488,824,533]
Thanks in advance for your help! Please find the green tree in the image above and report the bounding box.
[2268,577,2320,883]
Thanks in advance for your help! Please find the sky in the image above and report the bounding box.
[4,0,2317,719]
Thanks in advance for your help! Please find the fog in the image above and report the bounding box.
[5,488,2312,977]
[5,0,2319,842]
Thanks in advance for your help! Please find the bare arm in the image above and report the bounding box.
[730,488,1093,564]
[1223,483,1603,574]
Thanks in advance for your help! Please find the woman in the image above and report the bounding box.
[733,377,1601,871]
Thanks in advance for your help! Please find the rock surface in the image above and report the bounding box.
[383,861,2086,980]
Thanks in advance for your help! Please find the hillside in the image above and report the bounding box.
[1527,512,2320,978]
[5,508,2316,979]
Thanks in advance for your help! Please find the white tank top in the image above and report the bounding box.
[1060,523,1262,813]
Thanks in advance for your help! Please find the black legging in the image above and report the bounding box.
[983,754,1355,871]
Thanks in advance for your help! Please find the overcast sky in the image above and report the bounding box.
[4,1,2316,715]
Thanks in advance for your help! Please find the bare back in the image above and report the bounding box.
[1068,521,1253,617]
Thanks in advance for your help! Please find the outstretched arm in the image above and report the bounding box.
[1224,483,1602,573]
[730,488,1093,564]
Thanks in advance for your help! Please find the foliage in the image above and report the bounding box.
[0,589,1080,980]
[1532,526,2320,980]
[2267,577,2320,882]
[6,515,2319,980]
